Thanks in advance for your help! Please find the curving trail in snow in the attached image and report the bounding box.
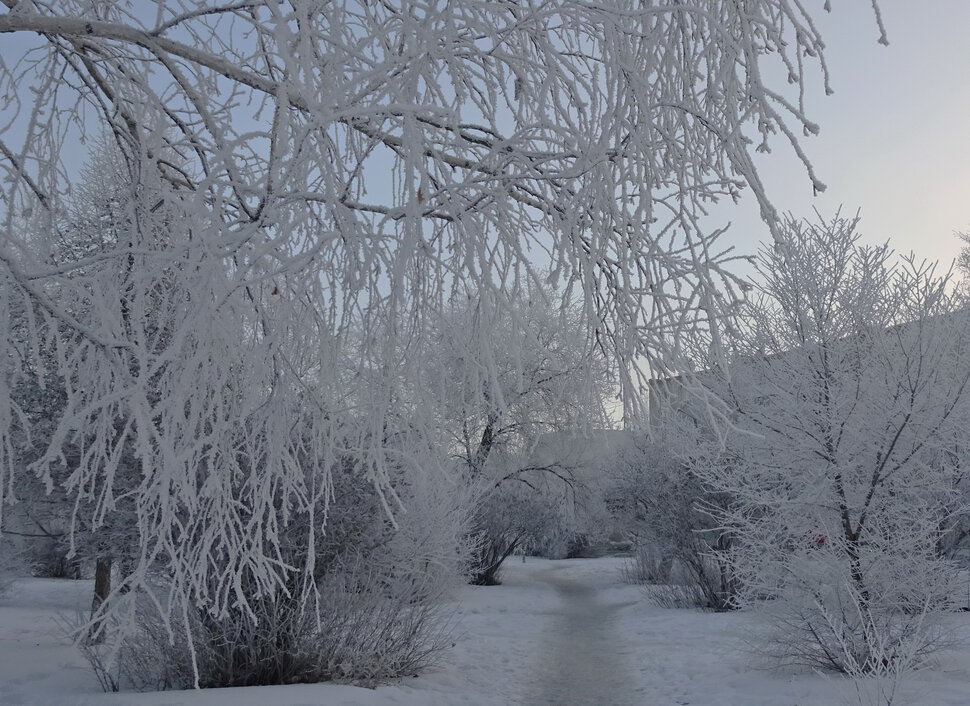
[524,563,644,706]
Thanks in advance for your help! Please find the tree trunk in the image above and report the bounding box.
[89,557,112,644]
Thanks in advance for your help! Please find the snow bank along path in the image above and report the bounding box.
[525,562,643,705]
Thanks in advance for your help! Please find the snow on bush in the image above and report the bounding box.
[607,436,737,610]
[0,534,34,596]
[78,425,475,691]
[469,483,568,585]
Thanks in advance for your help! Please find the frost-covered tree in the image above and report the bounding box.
[13,136,235,637]
[691,214,970,674]
[430,290,611,474]
[0,0,887,660]
[424,289,613,584]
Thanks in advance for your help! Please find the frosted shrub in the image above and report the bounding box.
[621,544,671,585]
[80,431,473,691]
[83,561,455,691]
[31,540,83,580]
[740,505,960,674]
[608,438,737,610]
[760,573,955,676]
[0,535,34,596]
[525,485,611,560]
[470,483,566,585]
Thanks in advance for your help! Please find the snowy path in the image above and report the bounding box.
[525,563,644,706]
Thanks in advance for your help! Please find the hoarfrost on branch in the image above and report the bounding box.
[0,1,880,618]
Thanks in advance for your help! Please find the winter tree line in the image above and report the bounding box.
[2,0,960,694]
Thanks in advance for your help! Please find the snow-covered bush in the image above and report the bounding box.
[689,213,970,673]
[468,459,612,583]
[0,535,34,596]
[755,540,957,676]
[469,483,567,585]
[30,539,83,580]
[83,558,456,692]
[607,437,737,610]
[79,425,474,691]
[619,544,669,586]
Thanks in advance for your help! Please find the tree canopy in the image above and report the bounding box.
[0,1,883,623]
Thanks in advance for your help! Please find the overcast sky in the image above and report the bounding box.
[722,0,970,274]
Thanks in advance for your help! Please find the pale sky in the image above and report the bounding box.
[722,0,970,275]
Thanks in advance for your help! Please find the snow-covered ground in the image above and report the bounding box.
[3,558,970,705]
